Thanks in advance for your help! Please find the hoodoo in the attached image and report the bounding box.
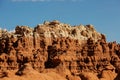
[0,20,120,80]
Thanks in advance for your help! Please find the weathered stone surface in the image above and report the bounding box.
[0,20,120,80]
[79,72,99,80]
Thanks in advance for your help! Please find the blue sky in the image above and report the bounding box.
[0,0,120,43]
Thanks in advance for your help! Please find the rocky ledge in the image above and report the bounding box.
[0,20,120,80]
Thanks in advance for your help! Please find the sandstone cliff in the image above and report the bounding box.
[0,20,120,80]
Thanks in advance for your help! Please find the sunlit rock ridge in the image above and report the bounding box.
[0,20,102,41]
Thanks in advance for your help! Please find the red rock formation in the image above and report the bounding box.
[0,20,120,80]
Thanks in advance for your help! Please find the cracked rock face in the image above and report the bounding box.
[0,20,120,80]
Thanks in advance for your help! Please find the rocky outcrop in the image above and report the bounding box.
[0,20,120,80]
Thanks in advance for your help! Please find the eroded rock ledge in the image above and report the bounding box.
[0,20,120,80]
